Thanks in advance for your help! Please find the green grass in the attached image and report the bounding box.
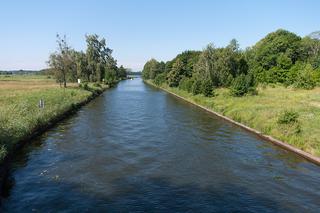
[0,75,107,161]
[147,80,320,157]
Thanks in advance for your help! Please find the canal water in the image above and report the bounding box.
[1,78,320,212]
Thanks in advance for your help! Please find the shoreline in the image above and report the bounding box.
[0,85,108,197]
[144,80,320,166]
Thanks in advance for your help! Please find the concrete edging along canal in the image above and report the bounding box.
[144,80,320,166]
[0,85,109,196]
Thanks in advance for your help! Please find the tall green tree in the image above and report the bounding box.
[85,34,115,82]
[118,65,128,79]
[48,34,75,88]
[248,29,302,82]
[167,58,184,87]
[142,59,163,79]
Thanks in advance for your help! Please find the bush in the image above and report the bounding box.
[201,79,214,97]
[293,64,316,89]
[277,110,301,134]
[82,83,89,91]
[230,73,256,96]
[192,79,202,95]
[179,77,194,92]
[93,82,101,87]
[277,110,299,124]
[154,73,166,86]
[284,62,303,86]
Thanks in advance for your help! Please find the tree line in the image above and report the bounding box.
[48,34,127,88]
[142,29,320,96]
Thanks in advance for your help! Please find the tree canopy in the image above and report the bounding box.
[142,29,320,96]
[48,34,128,87]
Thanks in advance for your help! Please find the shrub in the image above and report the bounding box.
[277,110,301,134]
[93,82,101,87]
[201,79,214,97]
[277,110,299,124]
[178,77,194,92]
[154,73,166,86]
[82,83,89,91]
[293,64,316,89]
[284,62,303,86]
[192,79,202,95]
[230,73,256,96]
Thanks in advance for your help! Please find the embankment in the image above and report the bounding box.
[0,83,108,195]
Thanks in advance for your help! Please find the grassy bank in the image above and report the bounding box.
[0,75,107,162]
[146,80,320,157]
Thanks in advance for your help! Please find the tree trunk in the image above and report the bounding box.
[63,73,67,88]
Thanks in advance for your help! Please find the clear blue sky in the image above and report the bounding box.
[0,0,319,71]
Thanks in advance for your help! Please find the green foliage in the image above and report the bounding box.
[154,72,166,86]
[276,53,292,69]
[178,77,194,93]
[105,69,118,85]
[48,34,123,86]
[143,28,320,95]
[277,110,299,124]
[117,65,128,79]
[293,64,316,89]
[48,34,75,88]
[230,74,256,96]
[192,79,202,95]
[167,58,184,87]
[250,29,301,71]
[93,82,101,87]
[300,37,320,69]
[165,51,201,78]
[276,109,301,137]
[201,79,214,97]
[142,59,164,80]
[82,82,89,90]
[194,41,248,87]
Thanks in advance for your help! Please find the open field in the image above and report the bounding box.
[0,75,106,161]
[147,80,320,157]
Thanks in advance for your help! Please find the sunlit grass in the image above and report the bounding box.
[0,75,106,161]
[148,80,320,157]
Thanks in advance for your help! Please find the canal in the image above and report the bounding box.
[2,78,320,212]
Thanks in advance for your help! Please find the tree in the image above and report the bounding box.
[194,41,246,87]
[165,51,201,78]
[230,73,256,96]
[201,79,214,97]
[167,58,184,87]
[248,29,302,82]
[85,34,115,82]
[293,64,316,89]
[48,34,74,88]
[142,59,163,79]
[118,65,127,79]
[300,37,320,69]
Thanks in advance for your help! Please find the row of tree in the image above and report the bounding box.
[142,29,320,96]
[48,34,127,87]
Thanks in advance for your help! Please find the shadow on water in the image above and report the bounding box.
[2,175,285,212]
